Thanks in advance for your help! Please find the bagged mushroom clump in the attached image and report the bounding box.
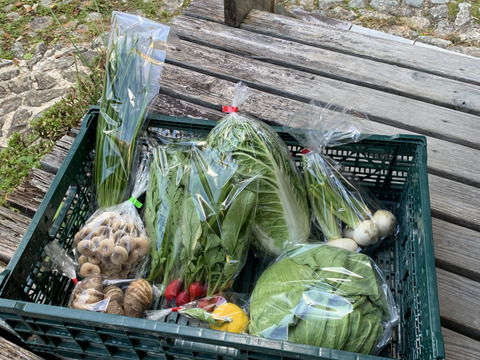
[69,276,154,318]
[74,152,151,280]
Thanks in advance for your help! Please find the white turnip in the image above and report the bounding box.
[373,210,396,238]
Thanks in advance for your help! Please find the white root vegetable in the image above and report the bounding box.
[326,238,359,252]
[353,220,379,246]
[342,226,354,239]
[373,210,396,238]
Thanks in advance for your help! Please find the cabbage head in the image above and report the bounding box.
[249,244,396,354]
[206,114,310,257]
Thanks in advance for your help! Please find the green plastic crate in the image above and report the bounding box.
[0,106,445,360]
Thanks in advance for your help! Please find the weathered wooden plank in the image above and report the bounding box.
[172,15,480,118]
[0,337,43,360]
[442,327,480,360]
[160,64,480,190]
[242,11,480,85]
[184,0,480,84]
[429,175,480,232]
[6,168,55,217]
[39,135,76,175]
[167,31,480,151]
[288,8,352,31]
[437,268,480,339]
[433,218,480,282]
[0,207,30,265]
[184,0,224,22]
[149,93,223,120]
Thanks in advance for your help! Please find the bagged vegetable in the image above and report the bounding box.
[287,102,397,251]
[69,276,154,318]
[95,11,170,208]
[144,144,191,286]
[249,243,398,355]
[206,82,310,258]
[74,151,151,279]
[145,143,258,305]
[146,293,249,334]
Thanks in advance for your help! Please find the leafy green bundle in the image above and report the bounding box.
[206,103,310,258]
[144,146,190,285]
[95,12,169,208]
[145,145,257,300]
[249,244,397,354]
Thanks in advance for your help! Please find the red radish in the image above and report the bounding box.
[189,282,204,300]
[165,279,182,302]
[201,283,208,297]
[176,290,191,306]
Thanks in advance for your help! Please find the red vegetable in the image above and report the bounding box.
[176,290,191,306]
[201,283,208,298]
[165,279,182,302]
[189,282,204,300]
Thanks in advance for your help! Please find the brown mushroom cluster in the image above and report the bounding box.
[70,277,153,318]
[74,211,150,279]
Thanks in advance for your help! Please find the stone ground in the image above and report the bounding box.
[283,0,480,56]
[0,0,479,148]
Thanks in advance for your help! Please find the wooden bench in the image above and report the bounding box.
[1,0,480,358]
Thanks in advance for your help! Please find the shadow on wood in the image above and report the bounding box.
[224,0,292,27]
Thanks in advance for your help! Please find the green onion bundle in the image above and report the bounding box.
[94,12,169,208]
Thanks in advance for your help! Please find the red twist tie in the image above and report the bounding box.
[170,307,182,312]
[301,149,311,154]
[72,277,78,285]
[222,106,238,113]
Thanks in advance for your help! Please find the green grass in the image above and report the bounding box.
[0,0,191,205]
[472,0,480,23]
[447,0,461,21]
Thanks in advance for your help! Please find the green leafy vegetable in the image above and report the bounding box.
[144,146,190,284]
[145,145,257,298]
[178,147,257,296]
[94,13,169,208]
[249,244,395,354]
[206,114,310,257]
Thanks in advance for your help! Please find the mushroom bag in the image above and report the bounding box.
[74,151,152,280]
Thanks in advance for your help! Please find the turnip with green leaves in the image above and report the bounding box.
[304,152,396,250]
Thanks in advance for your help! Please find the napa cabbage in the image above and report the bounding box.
[206,113,310,257]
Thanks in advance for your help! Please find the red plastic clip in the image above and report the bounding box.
[301,149,311,154]
[72,277,78,285]
[222,106,238,113]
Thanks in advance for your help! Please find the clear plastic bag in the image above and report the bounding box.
[44,239,78,284]
[69,276,155,318]
[74,152,152,279]
[95,11,170,208]
[144,144,192,286]
[147,144,258,307]
[146,292,249,334]
[249,243,399,355]
[287,102,397,251]
[205,82,310,259]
